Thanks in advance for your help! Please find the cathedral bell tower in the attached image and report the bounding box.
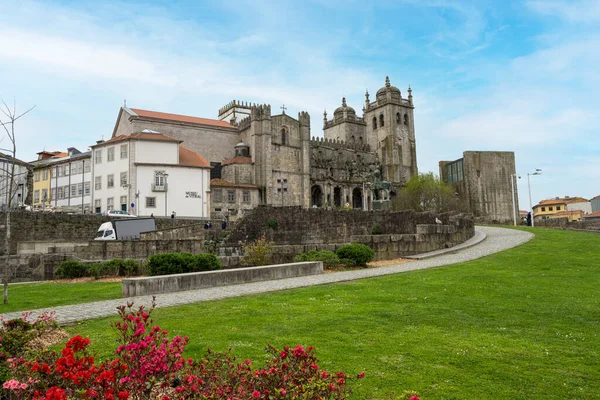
[364,76,417,185]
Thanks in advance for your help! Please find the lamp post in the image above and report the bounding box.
[510,173,520,226]
[527,169,542,227]
[164,173,169,217]
[276,178,287,207]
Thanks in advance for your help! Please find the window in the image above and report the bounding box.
[107,197,114,210]
[95,199,101,213]
[541,207,546,212]
[120,172,127,186]
[63,186,70,198]
[95,149,102,164]
[57,187,63,199]
[445,159,464,184]
[84,182,90,195]
[557,206,561,211]
[42,189,48,203]
[549,206,553,211]
[42,169,48,180]
[379,114,385,127]
[281,128,287,145]
[107,147,115,162]
[146,197,156,208]
[52,167,57,177]
[155,172,165,187]
[84,162,91,173]
[95,176,102,190]
[120,196,127,210]
[51,188,56,201]
[213,189,222,202]
[227,190,236,203]
[107,174,114,188]
[63,165,70,176]
[33,190,40,203]
[34,171,40,182]
[243,191,250,203]
[396,112,401,124]
[372,117,377,129]
[404,114,409,126]
[120,144,128,159]
[78,183,83,196]
[71,185,77,198]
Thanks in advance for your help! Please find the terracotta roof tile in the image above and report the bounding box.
[210,178,257,189]
[536,197,589,206]
[223,156,252,166]
[583,211,600,218]
[130,108,234,129]
[552,210,584,216]
[179,146,210,168]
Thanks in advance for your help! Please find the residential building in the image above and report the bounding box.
[210,178,259,220]
[49,148,92,213]
[90,130,210,218]
[533,196,590,220]
[439,151,518,222]
[590,195,600,213]
[30,151,67,208]
[548,210,585,222]
[0,152,31,209]
[582,211,600,221]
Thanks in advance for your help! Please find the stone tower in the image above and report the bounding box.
[364,77,417,185]
[249,104,273,204]
[323,97,367,144]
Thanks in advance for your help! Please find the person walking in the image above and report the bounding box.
[171,211,176,219]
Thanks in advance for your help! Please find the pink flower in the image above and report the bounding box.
[410,396,420,400]
[252,390,261,398]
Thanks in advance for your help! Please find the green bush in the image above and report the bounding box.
[148,252,221,276]
[338,258,356,268]
[55,260,89,279]
[122,259,140,276]
[87,259,140,279]
[336,244,374,267]
[267,218,278,230]
[241,233,274,267]
[293,250,340,269]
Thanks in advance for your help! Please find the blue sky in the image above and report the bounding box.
[1,0,599,209]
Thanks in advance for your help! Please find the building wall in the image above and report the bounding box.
[114,109,241,165]
[51,157,92,212]
[566,201,592,214]
[210,187,259,219]
[323,121,366,144]
[136,165,209,218]
[91,142,132,213]
[222,163,254,185]
[592,197,600,213]
[0,160,29,209]
[32,165,52,207]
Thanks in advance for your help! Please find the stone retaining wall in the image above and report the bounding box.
[121,261,323,297]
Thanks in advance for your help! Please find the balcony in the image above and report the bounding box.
[152,183,168,192]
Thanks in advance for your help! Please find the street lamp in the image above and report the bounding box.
[276,178,287,207]
[510,173,521,226]
[527,169,542,227]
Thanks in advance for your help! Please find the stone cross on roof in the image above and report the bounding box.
[281,104,287,114]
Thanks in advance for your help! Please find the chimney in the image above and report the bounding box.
[96,139,105,144]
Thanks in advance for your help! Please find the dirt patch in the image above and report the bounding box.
[323,257,414,273]
[28,328,71,351]
[46,277,129,284]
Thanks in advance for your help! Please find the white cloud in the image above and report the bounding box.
[527,0,600,23]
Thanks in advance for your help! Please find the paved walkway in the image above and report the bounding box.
[1,226,533,325]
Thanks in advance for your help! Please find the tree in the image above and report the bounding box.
[0,99,35,304]
[392,172,465,213]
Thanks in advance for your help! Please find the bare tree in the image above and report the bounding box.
[0,99,35,304]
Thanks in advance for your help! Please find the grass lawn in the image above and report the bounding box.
[35,228,600,398]
[0,281,122,313]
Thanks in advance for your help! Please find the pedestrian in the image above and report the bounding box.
[208,221,212,229]
[150,213,154,218]
[204,222,209,229]
[171,211,175,219]
[526,212,532,227]
[221,220,227,229]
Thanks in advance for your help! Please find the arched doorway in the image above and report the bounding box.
[311,185,323,208]
[333,187,342,208]
[352,188,363,209]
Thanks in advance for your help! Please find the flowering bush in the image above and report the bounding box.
[3,300,369,399]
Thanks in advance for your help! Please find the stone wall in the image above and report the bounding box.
[0,211,203,255]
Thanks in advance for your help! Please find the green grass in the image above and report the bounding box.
[24,228,600,398]
[0,282,121,313]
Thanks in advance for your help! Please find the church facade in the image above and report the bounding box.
[111,77,418,218]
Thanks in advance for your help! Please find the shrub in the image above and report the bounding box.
[87,259,140,279]
[4,302,368,399]
[371,223,383,235]
[121,259,140,276]
[294,250,340,269]
[336,243,375,267]
[54,260,89,279]
[267,217,278,230]
[241,233,274,267]
[147,252,221,276]
[339,257,357,268]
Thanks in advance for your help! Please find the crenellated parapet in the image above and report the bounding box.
[298,111,310,127]
[310,136,371,152]
[218,100,256,116]
[237,116,251,131]
[250,104,271,121]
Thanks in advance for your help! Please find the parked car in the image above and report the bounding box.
[102,210,136,218]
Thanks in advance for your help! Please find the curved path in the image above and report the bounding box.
[1,227,533,325]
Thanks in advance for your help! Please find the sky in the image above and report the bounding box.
[0,0,599,209]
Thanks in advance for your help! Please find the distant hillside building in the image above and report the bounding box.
[591,195,600,213]
[439,151,518,222]
[533,196,591,221]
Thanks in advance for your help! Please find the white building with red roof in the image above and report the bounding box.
[90,130,210,218]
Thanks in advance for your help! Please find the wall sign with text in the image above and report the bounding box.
[185,191,202,198]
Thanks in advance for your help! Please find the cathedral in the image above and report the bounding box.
[111,76,418,218]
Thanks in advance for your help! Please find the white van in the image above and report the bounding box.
[95,222,116,240]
